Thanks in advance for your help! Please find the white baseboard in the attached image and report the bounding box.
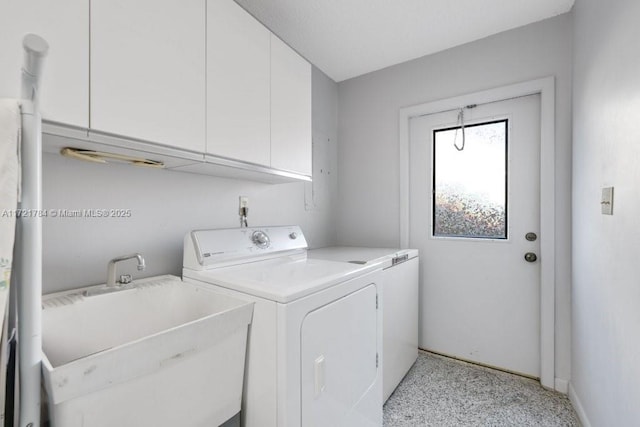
[568,382,592,427]
[555,378,569,394]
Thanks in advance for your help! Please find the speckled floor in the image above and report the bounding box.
[383,351,580,426]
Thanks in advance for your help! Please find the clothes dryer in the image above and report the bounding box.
[309,247,419,401]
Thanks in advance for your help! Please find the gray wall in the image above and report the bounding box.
[336,14,573,385]
[571,0,640,424]
[42,67,338,294]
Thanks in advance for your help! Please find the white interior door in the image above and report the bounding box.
[409,94,541,377]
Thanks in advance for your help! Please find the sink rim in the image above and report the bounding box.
[42,275,253,368]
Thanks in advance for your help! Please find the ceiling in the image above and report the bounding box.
[235,0,575,82]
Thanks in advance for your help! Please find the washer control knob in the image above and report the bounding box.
[289,232,298,239]
[252,230,270,248]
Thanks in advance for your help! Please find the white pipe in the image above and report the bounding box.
[20,34,49,110]
[18,33,48,427]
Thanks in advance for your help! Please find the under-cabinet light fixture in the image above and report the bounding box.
[60,147,165,168]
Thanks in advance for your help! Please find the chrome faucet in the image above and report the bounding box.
[106,253,146,287]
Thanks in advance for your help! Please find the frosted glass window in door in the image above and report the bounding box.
[432,120,508,239]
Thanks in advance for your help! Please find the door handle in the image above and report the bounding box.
[314,355,325,397]
[524,252,537,263]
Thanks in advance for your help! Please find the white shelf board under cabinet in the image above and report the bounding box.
[171,154,311,184]
[270,35,312,176]
[42,122,204,170]
[90,0,206,152]
[0,0,89,127]
[206,0,271,167]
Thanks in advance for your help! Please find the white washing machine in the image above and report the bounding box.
[308,247,419,402]
[182,226,383,427]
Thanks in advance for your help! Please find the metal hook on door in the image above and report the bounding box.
[452,104,477,151]
[453,109,466,151]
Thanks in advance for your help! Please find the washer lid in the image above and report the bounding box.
[183,257,378,303]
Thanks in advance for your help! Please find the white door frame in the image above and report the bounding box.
[398,77,556,390]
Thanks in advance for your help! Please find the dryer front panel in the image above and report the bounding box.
[301,284,378,426]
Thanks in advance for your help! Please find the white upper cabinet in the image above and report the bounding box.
[207,0,271,166]
[0,0,89,127]
[90,0,206,152]
[0,0,311,181]
[207,0,312,175]
[270,36,312,176]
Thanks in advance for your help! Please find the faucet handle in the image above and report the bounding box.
[118,274,132,285]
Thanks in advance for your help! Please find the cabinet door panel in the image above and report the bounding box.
[207,0,270,166]
[91,0,205,152]
[270,36,311,175]
[0,0,89,127]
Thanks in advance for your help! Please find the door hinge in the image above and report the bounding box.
[376,353,379,368]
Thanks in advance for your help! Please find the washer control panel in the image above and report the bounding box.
[186,225,307,269]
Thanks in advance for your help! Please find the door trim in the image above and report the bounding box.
[398,77,556,390]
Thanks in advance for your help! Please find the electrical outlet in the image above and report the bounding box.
[239,196,249,210]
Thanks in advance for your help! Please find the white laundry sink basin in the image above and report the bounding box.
[41,275,253,427]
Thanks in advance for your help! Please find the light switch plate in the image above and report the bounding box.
[601,187,614,215]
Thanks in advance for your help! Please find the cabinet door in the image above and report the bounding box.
[207,0,270,166]
[91,0,205,152]
[270,36,312,175]
[0,0,89,127]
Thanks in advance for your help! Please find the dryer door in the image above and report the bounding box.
[301,284,378,426]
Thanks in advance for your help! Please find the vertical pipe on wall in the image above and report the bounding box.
[17,33,48,427]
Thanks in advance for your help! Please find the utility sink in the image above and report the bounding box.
[41,275,253,427]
